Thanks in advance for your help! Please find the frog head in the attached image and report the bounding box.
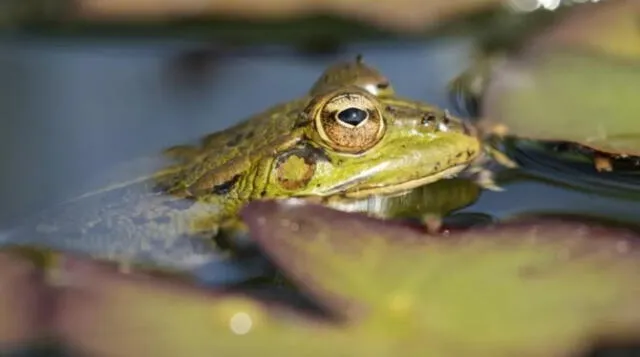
[262,86,481,199]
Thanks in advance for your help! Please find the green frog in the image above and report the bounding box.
[155,57,483,241]
[22,56,485,266]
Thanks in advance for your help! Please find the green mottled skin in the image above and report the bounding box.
[22,57,481,265]
[156,57,481,232]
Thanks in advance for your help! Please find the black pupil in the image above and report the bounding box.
[337,107,368,126]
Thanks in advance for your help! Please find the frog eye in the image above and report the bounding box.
[336,107,369,127]
[313,91,386,154]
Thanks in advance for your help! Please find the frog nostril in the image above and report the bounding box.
[421,112,437,126]
[442,109,452,125]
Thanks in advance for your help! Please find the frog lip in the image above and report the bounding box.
[335,163,470,199]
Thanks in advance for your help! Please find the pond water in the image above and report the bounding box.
[0,36,471,222]
[1,35,639,284]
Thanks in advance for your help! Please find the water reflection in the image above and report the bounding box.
[460,139,640,224]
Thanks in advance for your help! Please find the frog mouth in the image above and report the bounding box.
[335,163,470,199]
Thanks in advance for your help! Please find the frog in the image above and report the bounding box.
[309,55,513,189]
[152,56,486,247]
[308,54,396,97]
[19,56,486,267]
[307,54,513,190]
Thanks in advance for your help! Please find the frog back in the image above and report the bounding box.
[159,97,310,198]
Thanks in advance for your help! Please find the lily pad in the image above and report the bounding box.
[482,51,640,156]
[53,257,358,357]
[0,251,49,348]
[478,0,640,157]
[241,199,640,357]
[524,0,640,62]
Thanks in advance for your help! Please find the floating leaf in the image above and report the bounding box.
[476,0,640,156]
[524,0,640,62]
[53,257,359,357]
[241,199,640,357]
[0,251,49,349]
[482,51,640,156]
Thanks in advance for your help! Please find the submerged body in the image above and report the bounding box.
[16,56,482,266]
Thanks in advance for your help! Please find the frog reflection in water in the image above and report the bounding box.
[154,55,484,247]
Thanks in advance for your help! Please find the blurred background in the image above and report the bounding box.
[0,0,556,225]
[4,0,640,272]
[2,1,640,357]
[3,0,640,232]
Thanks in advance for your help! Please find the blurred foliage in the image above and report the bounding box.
[0,0,563,51]
[483,52,640,156]
[4,200,640,356]
[2,1,640,356]
[451,0,640,158]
